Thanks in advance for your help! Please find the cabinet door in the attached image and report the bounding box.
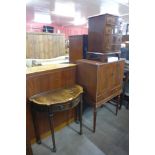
[96,64,110,102]
[97,65,108,94]
[112,61,124,89]
[97,63,114,100]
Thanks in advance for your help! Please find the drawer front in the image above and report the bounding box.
[112,36,122,44]
[112,27,122,35]
[106,16,116,25]
[105,26,112,34]
[52,96,80,112]
[111,45,121,51]
[104,35,112,50]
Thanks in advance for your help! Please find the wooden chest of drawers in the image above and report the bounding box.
[76,59,124,132]
[88,14,122,53]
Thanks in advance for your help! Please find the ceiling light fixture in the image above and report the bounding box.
[72,17,87,26]
[26,0,31,5]
[51,2,75,17]
[34,13,52,24]
[71,12,87,26]
[100,2,119,15]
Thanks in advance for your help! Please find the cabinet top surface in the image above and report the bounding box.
[88,13,119,19]
[26,64,76,75]
[77,59,125,66]
[26,32,65,36]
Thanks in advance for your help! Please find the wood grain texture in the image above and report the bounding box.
[76,59,124,107]
[76,59,124,132]
[26,65,76,141]
[29,85,83,105]
[26,32,66,59]
[69,35,88,63]
[88,14,122,53]
[69,35,83,63]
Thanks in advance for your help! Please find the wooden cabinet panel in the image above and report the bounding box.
[77,59,124,106]
[106,15,116,25]
[97,64,108,95]
[105,26,112,34]
[113,36,122,44]
[76,59,124,132]
[26,32,66,59]
[112,45,121,51]
[103,35,112,51]
[69,35,88,63]
[88,13,122,53]
[76,61,97,102]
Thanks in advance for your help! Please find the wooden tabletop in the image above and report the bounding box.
[29,85,83,106]
[26,64,76,75]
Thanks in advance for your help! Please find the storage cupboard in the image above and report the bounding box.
[69,35,88,63]
[76,59,124,132]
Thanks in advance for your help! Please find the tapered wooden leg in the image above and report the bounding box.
[116,95,120,115]
[48,109,56,152]
[75,105,79,124]
[119,94,123,109]
[93,106,97,133]
[79,95,83,135]
[26,127,33,155]
[31,105,41,144]
[26,137,33,155]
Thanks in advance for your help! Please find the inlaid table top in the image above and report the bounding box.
[29,85,83,106]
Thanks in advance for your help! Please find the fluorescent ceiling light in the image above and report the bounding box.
[26,0,31,4]
[34,13,52,23]
[70,12,87,25]
[100,2,119,15]
[113,0,129,5]
[72,17,87,26]
[52,2,75,17]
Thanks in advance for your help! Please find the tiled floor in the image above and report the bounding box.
[32,103,129,155]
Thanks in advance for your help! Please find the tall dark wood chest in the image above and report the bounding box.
[88,13,122,53]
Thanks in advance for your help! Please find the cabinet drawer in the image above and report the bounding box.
[106,16,116,25]
[111,45,121,51]
[112,36,122,44]
[105,26,112,34]
[112,27,122,35]
[104,35,112,50]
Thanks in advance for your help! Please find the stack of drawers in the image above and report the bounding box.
[88,13,122,53]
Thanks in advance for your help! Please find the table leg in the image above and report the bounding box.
[116,95,120,115]
[93,106,97,133]
[26,127,33,155]
[75,105,79,124]
[26,137,33,155]
[31,105,41,144]
[48,108,56,152]
[79,95,83,135]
